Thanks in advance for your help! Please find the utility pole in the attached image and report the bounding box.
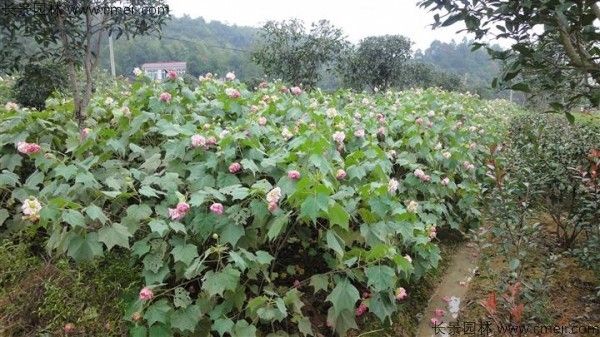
[109,34,116,77]
[509,90,513,102]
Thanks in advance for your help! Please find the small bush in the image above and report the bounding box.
[13,63,68,110]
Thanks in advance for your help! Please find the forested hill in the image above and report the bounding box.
[100,16,263,80]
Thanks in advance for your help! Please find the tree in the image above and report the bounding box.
[0,0,170,127]
[338,35,413,91]
[252,19,347,89]
[418,0,600,118]
[13,63,68,110]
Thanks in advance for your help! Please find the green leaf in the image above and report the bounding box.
[369,292,396,321]
[213,318,234,336]
[328,203,349,230]
[127,204,153,220]
[67,233,103,261]
[144,299,171,326]
[85,204,109,224]
[62,209,86,227]
[0,209,9,226]
[326,230,344,257]
[326,278,359,318]
[173,287,192,308]
[149,324,172,337]
[130,325,147,337]
[148,219,169,237]
[98,223,132,250]
[231,320,257,337]
[170,305,201,332]
[300,193,328,223]
[267,213,289,241]
[298,316,314,336]
[202,265,241,297]
[310,274,329,293]
[171,243,198,266]
[365,265,396,292]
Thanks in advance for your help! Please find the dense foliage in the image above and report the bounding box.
[252,19,347,89]
[419,0,600,115]
[13,63,68,110]
[0,73,517,336]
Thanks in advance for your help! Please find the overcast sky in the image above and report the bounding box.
[166,0,471,51]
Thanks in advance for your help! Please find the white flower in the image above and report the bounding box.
[388,178,399,193]
[469,126,478,132]
[21,197,42,220]
[414,169,425,179]
[361,98,370,105]
[434,142,442,150]
[441,177,450,186]
[282,127,293,140]
[219,130,230,139]
[442,151,451,159]
[428,110,435,117]
[404,255,413,263]
[266,187,282,204]
[326,107,338,118]
[133,67,143,76]
[332,131,345,144]
[354,129,365,138]
[225,72,236,81]
[104,97,114,105]
[407,200,419,213]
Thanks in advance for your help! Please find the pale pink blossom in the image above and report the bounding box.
[281,127,293,140]
[206,137,217,147]
[268,201,278,213]
[280,86,290,94]
[442,151,451,159]
[4,101,18,111]
[210,203,224,215]
[225,88,241,99]
[377,127,386,135]
[63,323,76,334]
[395,287,408,301]
[388,178,399,193]
[168,202,190,220]
[16,141,41,154]
[229,162,242,174]
[463,161,475,171]
[332,131,345,144]
[428,226,437,239]
[336,169,347,180]
[326,108,338,118]
[258,116,267,126]
[80,128,91,139]
[159,92,172,103]
[191,134,206,148]
[288,170,301,180]
[167,70,177,80]
[225,72,236,81]
[441,177,450,186]
[415,117,424,125]
[428,110,435,117]
[407,200,419,213]
[266,187,282,204]
[354,129,365,138]
[290,86,302,95]
[430,317,441,327]
[139,287,154,301]
[434,308,446,317]
[469,143,477,150]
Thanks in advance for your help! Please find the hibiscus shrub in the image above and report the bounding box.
[0,73,513,336]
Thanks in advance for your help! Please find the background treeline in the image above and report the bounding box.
[99,16,504,97]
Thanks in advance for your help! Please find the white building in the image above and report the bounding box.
[141,61,187,80]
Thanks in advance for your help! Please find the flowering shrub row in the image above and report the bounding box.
[0,73,514,336]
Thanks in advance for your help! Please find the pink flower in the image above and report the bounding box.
[332,131,345,144]
[80,128,91,139]
[288,170,301,180]
[463,161,475,171]
[258,116,267,126]
[191,134,206,148]
[362,292,371,299]
[469,142,477,150]
[434,308,446,318]
[388,178,399,193]
[293,280,301,288]
[290,86,302,95]
[442,151,451,159]
[225,72,236,81]
[415,117,424,125]
[167,70,177,80]
[395,287,408,301]
[441,177,450,186]
[430,317,441,327]
[280,86,290,94]
[139,287,154,301]
[336,169,347,180]
[376,113,385,124]
[354,129,365,138]
[225,88,241,98]
[16,141,41,154]
[168,202,190,220]
[210,202,224,215]
[229,162,242,174]
[206,137,217,147]
[377,127,386,135]
[63,323,76,334]
[258,81,268,89]
[355,301,368,317]
[159,92,172,103]
[266,187,282,204]
[268,201,278,213]
[414,169,425,179]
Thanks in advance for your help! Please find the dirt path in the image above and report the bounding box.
[415,242,479,337]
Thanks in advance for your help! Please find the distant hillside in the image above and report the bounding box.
[100,16,262,80]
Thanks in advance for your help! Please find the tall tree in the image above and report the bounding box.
[418,0,600,118]
[252,19,347,89]
[0,0,169,127]
[338,35,413,91]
